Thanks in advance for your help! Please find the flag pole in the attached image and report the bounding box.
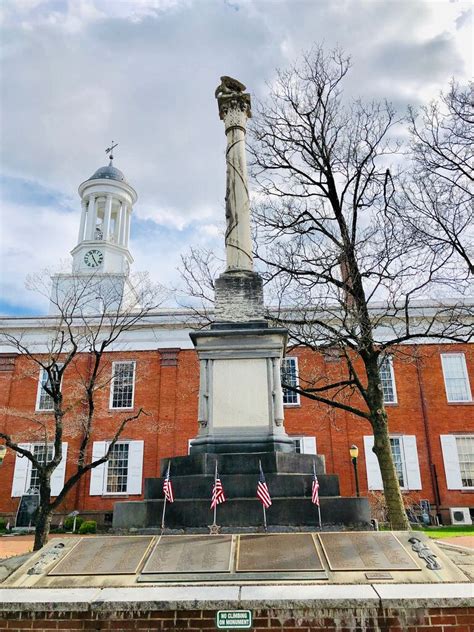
[313,460,322,530]
[212,460,218,527]
[161,460,170,531]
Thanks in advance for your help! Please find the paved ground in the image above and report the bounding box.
[0,534,78,560]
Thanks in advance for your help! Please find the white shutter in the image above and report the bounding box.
[126,440,144,495]
[441,435,463,490]
[402,436,422,490]
[301,437,317,454]
[89,441,107,496]
[50,443,68,497]
[363,436,383,490]
[11,444,32,497]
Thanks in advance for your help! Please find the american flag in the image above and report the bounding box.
[257,462,272,508]
[211,475,226,509]
[311,470,320,506]
[163,462,174,503]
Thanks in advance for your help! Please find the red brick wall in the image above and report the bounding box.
[0,342,472,519]
[0,607,473,631]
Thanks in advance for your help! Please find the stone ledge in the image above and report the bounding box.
[0,583,472,613]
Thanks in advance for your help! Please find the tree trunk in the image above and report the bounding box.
[33,480,53,551]
[372,415,410,530]
[33,506,53,551]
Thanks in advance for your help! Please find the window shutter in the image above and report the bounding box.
[11,444,32,497]
[301,437,317,454]
[50,443,68,497]
[126,440,144,495]
[363,436,383,490]
[440,435,463,490]
[89,441,108,496]
[402,436,422,490]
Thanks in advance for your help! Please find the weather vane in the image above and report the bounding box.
[105,141,118,162]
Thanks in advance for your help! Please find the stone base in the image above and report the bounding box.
[214,270,265,323]
[113,496,370,529]
[189,432,295,454]
[112,452,371,530]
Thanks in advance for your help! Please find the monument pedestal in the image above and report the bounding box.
[189,322,295,454]
[113,452,371,530]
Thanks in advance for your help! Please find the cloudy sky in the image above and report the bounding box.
[0,0,471,315]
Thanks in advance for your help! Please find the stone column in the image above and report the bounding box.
[85,195,96,240]
[125,207,131,247]
[216,77,253,272]
[77,199,87,244]
[103,195,113,242]
[119,202,127,246]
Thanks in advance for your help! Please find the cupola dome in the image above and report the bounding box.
[88,162,127,183]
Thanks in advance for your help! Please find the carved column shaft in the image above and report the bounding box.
[218,92,253,272]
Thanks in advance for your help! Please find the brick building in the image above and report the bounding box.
[0,158,472,527]
[0,314,472,526]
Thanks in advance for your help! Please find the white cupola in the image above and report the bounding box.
[50,147,139,315]
[70,149,137,275]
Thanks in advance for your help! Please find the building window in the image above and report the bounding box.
[441,353,472,402]
[89,440,143,496]
[389,437,405,487]
[36,365,63,411]
[106,442,130,493]
[281,357,300,405]
[364,435,421,491]
[456,436,474,488]
[29,444,54,491]
[110,361,136,409]
[379,355,397,404]
[291,436,317,454]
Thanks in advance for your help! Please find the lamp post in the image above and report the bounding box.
[0,445,7,467]
[350,444,360,497]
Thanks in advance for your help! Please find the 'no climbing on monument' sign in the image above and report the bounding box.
[216,610,252,629]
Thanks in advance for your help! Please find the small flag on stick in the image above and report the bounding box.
[161,460,173,530]
[211,469,226,509]
[311,470,320,506]
[163,462,174,503]
[257,461,272,509]
[312,460,322,530]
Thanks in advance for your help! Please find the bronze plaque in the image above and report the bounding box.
[236,534,323,572]
[141,535,233,574]
[49,536,154,575]
[319,532,420,571]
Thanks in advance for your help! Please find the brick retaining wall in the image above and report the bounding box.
[1,607,473,632]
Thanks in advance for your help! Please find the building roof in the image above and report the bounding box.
[88,162,127,183]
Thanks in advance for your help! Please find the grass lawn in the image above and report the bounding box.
[419,525,474,539]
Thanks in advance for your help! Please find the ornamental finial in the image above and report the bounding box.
[105,141,118,165]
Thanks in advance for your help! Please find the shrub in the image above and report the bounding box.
[0,517,7,531]
[79,520,97,534]
[64,516,83,532]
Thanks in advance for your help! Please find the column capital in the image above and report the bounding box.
[215,76,252,128]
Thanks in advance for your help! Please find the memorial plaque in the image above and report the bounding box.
[318,532,420,571]
[236,534,323,572]
[141,535,233,574]
[49,536,154,575]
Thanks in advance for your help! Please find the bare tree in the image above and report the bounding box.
[400,82,473,275]
[0,271,165,550]
[245,47,472,530]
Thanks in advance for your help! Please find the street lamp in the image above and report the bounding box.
[350,444,360,497]
[0,445,7,466]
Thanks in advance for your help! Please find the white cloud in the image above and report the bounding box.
[0,0,471,314]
